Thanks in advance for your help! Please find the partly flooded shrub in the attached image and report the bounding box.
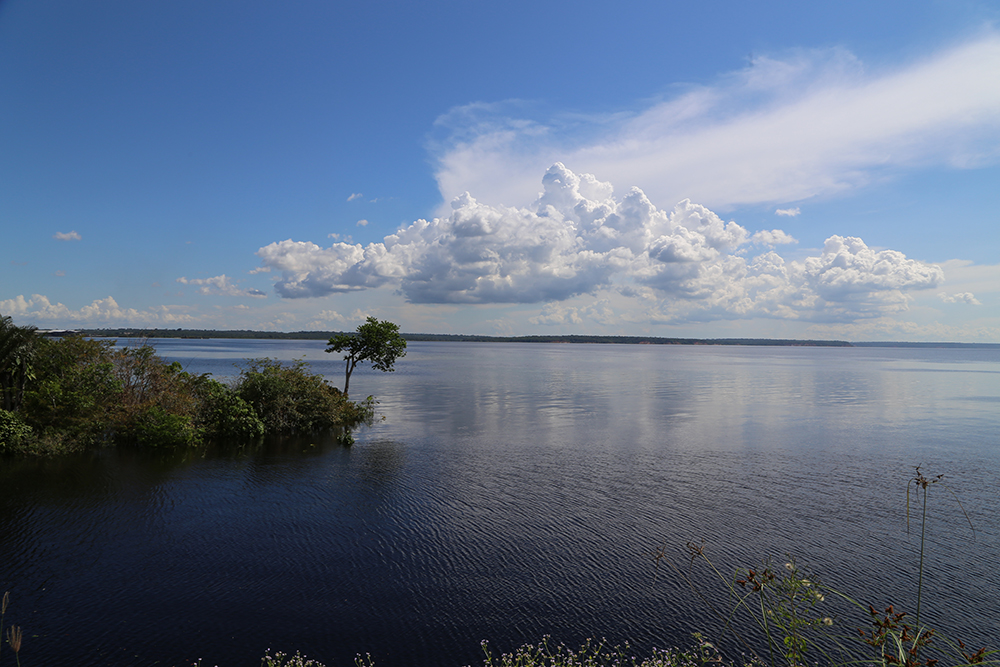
[0,408,32,453]
[234,358,368,434]
[194,377,264,442]
[8,341,375,452]
[126,405,200,447]
[22,336,121,444]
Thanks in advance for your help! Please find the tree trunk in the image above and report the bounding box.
[344,357,356,396]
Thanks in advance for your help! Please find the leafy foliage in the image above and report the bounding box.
[193,376,265,441]
[0,409,33,452]
[107,344,201,446]
[0,315,40,412]
[4,333,371,454]
[22,336,122,446]
[326,317,406,395]
[233,358,368,434]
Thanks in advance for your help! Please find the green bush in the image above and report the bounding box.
[22,336,121,444]
[0,408,32,452]
[9,339,372,453]
[128,405,200,447]
[234,358,365,434]
[195,377,264,442]
[0,314,40,412]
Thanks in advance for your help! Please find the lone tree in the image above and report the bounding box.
[326,317,406,396]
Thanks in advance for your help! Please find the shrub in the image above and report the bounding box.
[22,336,121,444]
[194,377,264,442]
[233,358,365,434]
[23,337,203,448]
[0,408,32,453]
[0,314,40,412]
[11,340,370,453]
[128,405,200,447]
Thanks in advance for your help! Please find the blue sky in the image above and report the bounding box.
[2,0,998,341]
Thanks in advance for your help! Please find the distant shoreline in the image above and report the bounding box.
[62,328,1000,349]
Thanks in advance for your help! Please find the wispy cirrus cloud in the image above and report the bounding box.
[53,231,82,241]
[431,34,1000,212]
[176,274,267,298]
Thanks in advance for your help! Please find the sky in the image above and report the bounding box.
[2,0,999,342]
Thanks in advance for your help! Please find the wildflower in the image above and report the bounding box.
[785,562,794,571]
[815,592,825,602]
[822,617,834,626]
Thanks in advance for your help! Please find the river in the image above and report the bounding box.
[1,341,998,666]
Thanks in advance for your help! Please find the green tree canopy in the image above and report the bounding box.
[0,314,40,412]
[325,317,406,395]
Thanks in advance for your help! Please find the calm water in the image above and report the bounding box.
[2,341,999,667]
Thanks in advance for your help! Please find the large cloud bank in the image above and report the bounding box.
[257,164,942,324]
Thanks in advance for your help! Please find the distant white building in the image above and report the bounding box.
[38,329,80,337]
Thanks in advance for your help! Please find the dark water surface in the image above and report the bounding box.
[2,341,999,666]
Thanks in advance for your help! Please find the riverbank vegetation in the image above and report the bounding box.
[0,317,373,455]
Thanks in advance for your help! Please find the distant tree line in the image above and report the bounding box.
[77,327,854,347]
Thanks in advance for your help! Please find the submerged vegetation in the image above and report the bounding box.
[0,317,375,455]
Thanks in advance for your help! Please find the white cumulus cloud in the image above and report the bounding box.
[53,231,81,241]
[256,164,943,325]
[0,294,195,325]
[939,291,981,305]
[752,229,798,246]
